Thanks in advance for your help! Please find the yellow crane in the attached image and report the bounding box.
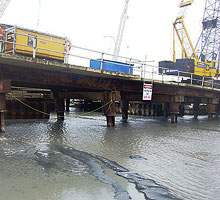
[160,0,219,78]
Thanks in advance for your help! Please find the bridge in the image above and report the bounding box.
[0,27,220,132]
[0,52,220,132]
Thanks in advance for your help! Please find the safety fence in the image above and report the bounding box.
[1,28,220,89]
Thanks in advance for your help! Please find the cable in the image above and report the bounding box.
[8,93,113,119]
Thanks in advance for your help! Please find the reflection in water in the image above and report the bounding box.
[0,110,220,200]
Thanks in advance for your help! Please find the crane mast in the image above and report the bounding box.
[173,0,196,62]
[112,0,129,61]
[0,0,11,19]
[200,0,220,62]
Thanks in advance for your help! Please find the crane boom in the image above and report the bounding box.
[0,0,11,19]
[200,0,220,62]
[112,0,129,61]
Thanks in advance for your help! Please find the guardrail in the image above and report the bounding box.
[1,29,220,90]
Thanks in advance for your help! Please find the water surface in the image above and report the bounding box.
[0,108,220,200]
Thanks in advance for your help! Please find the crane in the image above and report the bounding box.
[159,0,220,78]
[0,0,11,19]
[112,0,129,61]
[172,0,197,62]
[200,0,220,62]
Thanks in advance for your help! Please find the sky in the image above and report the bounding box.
[1,0,205,64]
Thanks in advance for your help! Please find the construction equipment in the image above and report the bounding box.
[159,0,220,78]
[112,0,129,61]
[0,23,69,62]
[200,0,220,62]
[0,0,11,19]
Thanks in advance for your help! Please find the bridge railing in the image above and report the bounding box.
[1,29,220,89]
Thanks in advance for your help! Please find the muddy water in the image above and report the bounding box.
[0,108,220,200]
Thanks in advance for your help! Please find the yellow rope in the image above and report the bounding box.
[8,93,113,118]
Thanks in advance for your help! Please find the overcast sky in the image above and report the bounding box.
[1,0,205,63]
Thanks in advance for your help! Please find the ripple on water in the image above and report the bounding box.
[1,114,220,200]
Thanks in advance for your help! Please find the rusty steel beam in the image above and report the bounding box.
[0,64,142,92]
[1,59,220,105]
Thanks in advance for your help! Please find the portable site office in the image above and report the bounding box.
[0,24,69,62]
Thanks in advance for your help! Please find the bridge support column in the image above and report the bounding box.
[193,99,200,119]
[141,104,145,116]
[0,94,6,133]
[103,91,119,127]
[150,104,154,116]
[146,104,150,116]
[134,103,139,115]
[162,102,169,118]
[130,103,134,115]
[208,104,216,119]
[170,102,179,123]
[121,95,129,122]
[53,91,65,120]
[170,95,184,123]
[66,98,70,112]
[55,98,65,120]
[208,98,219,119]
[179,103,185,117]
[0,80,11,133]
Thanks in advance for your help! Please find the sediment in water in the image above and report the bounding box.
[56,145,132,200]
[55,145,180,200]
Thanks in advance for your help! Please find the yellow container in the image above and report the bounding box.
[4,26,66,61]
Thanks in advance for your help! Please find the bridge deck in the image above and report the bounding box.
[0,53,220,93]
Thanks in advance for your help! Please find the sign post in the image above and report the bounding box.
[143,83,153,100]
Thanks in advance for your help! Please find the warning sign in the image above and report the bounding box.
[143,83,153,100]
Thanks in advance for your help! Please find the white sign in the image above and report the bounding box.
[143,83,153,100]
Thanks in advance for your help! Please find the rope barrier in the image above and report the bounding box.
[8,93,113,119]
